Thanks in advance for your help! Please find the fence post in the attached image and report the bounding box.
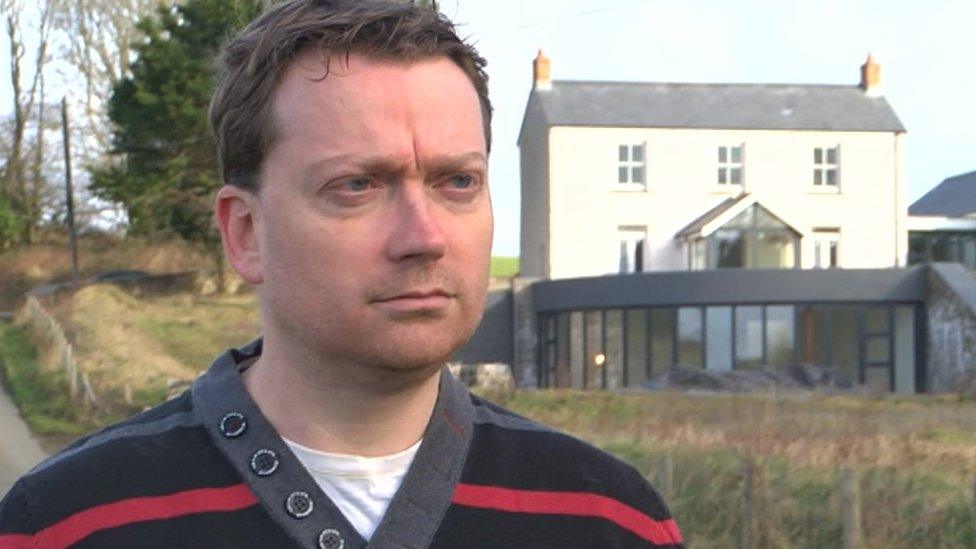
[740,457,754,549]
[655,453,674,503]
[67,358,78,400]
[971,478,976,549]
[842,468,863,549]
[81,372,97,410]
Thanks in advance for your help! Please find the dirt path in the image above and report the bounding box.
[0,383,48,498]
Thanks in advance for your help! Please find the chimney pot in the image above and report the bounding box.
[860,53,882,96]
[533,49,551,91]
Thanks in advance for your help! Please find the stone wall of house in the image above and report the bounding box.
[451,285,513,366]
[925,263,976,392]
[512,277,540,388]
[447,363,514,391]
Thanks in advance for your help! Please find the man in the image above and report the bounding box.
[0,1,682,547]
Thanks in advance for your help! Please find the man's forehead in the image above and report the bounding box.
[268,51,484,149]
[275,50,471,103]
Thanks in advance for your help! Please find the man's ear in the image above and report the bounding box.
[215,185,264,285]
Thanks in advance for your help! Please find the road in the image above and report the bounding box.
[0,381,48,498]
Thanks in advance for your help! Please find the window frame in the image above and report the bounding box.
[812,146,840,189]
[618,226,647,274]
[717,144,744,188]
[813,229,841,269]
[616,142,647,190]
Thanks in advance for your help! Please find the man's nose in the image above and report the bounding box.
[385,183,447,262]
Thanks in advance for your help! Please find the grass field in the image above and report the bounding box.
[486,390,976,547]
[490,256,519,278]
[4,283,976,546]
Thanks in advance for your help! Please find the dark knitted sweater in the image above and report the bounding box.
[0,340,682,548]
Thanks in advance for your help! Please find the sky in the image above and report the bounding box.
[2,0,974,257]
[445,0,976,256]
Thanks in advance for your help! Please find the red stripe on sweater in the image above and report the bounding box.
[4,483,258,548]
[452,483,683,545]
[0,534,31,548]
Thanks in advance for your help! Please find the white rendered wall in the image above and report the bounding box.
[546,126,905,279]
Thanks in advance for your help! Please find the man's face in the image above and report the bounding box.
[251,52,492,372]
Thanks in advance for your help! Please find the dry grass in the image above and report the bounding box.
[485,389,976,546]
[485,390,976,479]
[0,236,211,309]
[46,285,258,412]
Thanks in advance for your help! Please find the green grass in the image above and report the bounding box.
[0,323,99,436]
[490,256,519,278]
[131,383,170,409]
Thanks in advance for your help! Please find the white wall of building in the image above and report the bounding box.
[542,126,905,279]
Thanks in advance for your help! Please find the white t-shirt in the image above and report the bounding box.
[282,437,421,541]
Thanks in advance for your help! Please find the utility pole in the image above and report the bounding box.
[61,97,79,283]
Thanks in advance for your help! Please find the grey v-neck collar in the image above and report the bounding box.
[192,339,475,549]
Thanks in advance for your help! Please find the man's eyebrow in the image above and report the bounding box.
[423,151,488,173]
[301,151,487,180]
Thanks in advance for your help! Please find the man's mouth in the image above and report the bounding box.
[372,289,454,312]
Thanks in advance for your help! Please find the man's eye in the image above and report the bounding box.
[342,177,373,192]
[447,174,475,189]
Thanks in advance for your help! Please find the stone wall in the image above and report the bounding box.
[451,286,513,365]
[447,363,514,391]
[511,277,541,388]
[925,263,976,392]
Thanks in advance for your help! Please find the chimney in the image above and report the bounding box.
[533,49,551,91]
[860,53,882,97]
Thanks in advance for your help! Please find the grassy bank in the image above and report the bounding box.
[0,237,211,311]
[0,322,101,436]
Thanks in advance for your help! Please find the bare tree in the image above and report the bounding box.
[1,0,55,242]
[52,0,169,156]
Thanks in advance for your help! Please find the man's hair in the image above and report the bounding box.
[209,0,491,191]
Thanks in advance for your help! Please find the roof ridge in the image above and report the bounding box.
[551,80,860,89]
[945,169,976,181]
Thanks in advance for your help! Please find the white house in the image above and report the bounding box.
[519,52,907,280]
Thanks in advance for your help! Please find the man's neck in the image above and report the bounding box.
[241,340,442,457]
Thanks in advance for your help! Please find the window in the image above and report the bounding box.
[813,230,840,268]
[706,306,733,372]
[734,306,763,369]
[677,307,703,368]
[717,145,743,185]
[540,304,916,393]
[618,227,646,273]
[617,143,646,186]
[908,230,976,269]
[813,146,839,186]
[689,240,706,270]
[700,204,799,269]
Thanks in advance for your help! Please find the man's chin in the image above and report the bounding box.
[365,344,459,374]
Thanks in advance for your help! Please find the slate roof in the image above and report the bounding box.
[529,81,905,133]
[909,170,976,217]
